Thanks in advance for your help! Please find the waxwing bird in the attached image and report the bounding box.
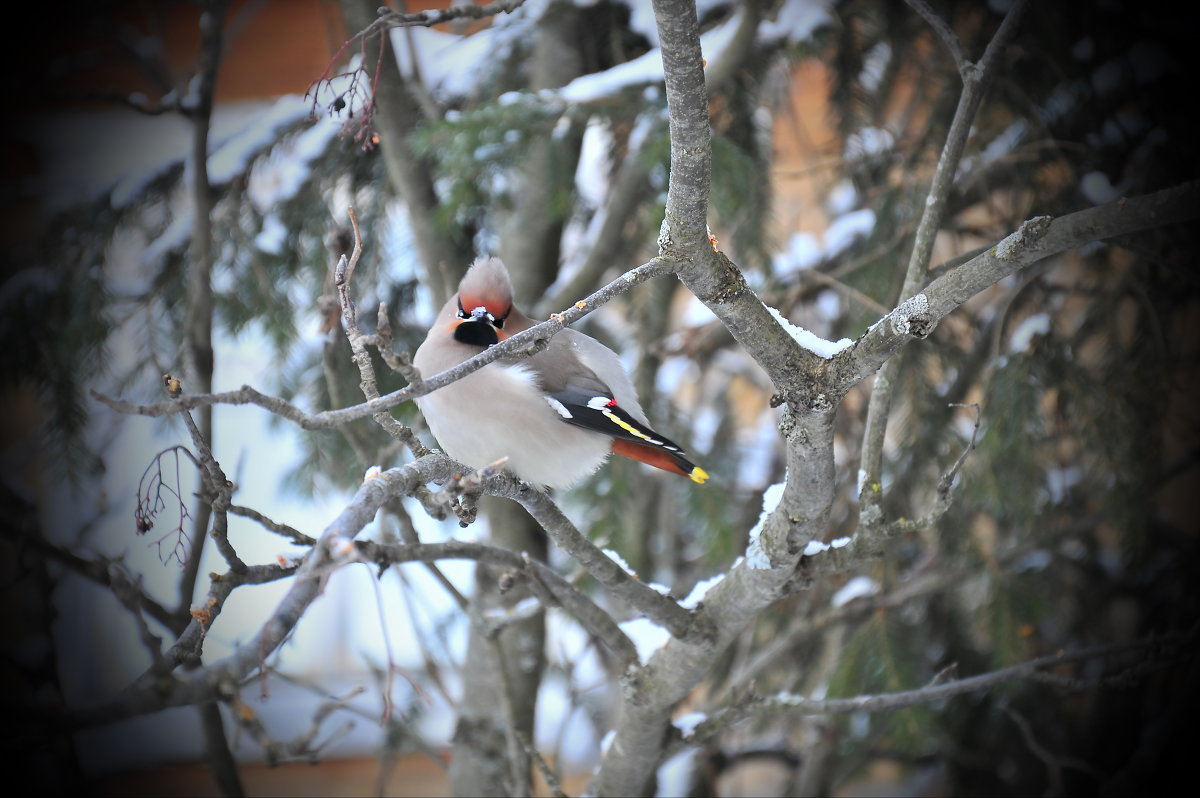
[413,257,709,489]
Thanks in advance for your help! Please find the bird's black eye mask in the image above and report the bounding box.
[456,298,510,328]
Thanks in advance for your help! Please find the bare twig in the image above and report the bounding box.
[361,562,398,724]
[227,504,315,547]
[858,0,1030,533]
[673,629,1196,754]
[360,538,638,667]
[134,444,197,566]
[873,401,982,540]
[391,509,470,609]
[828,182,1200,396]
[228,686,360,765]
[335,207,428,459]
[369,300,424,385]
[903,0,968,75]
[60,457,456,730]
[1004,705,1106,790]
[180,408,245,573]
[265,667,448,770]
[92,257,677,428]
[516,728,567,798]
[715,569,956,706]
[106,562,166,668]
[0,519,181,632]
[377,0,527,30]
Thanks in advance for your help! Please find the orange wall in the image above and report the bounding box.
[20,1,467,109]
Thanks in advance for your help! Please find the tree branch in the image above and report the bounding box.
[359,538,638,668]
[59,456,456,730]
[227,504,315,547]
[828,182,1200,396]
[590,1,841,791]
[903,0,968,76]
[674,629,1196,752]
[0,524,177,631]
[858,0,1029,531]
[91,258,676,428]
[335,206,429,459]
[175,393,246,573]
[487,476,697,642]
[376,0,527,30]
[336,0,476,301]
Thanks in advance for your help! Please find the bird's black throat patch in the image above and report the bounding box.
[453,319,500,347]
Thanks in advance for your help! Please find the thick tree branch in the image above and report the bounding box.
[593,406,838,796]
[651,0,710,255]
[827,182,1200,396]
[487,476,697,641]
[587,1,842,792]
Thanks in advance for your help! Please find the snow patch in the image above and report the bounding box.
[889,293,929,336]
[765,304,853,359]
[859,41,891,93]
[254,212,289,254]
[680,573,724,609]
[831,576,878,607]
[562,2,829,103]
[844,127,894,160]
[208,95,314,187]
[772,231,821,274]
[758,0,832,45]
[1008,313,1050,353]
[803,536,852,557]
[141,213,194,264]
[619,617,671,664]
[826,179,858,216]
[391,18,527,102]
[746,477,786,569]
[673,712,707,738]
[602,548,636,576]
[823,209,876,257]
[1081,171,1122,204]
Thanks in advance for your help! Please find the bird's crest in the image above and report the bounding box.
[457,257,514,321]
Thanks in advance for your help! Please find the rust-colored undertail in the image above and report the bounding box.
[612,438,709,484]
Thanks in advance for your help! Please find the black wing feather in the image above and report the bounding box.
[545,386,687,454]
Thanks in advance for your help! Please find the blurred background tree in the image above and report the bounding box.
[2,0,1197,795]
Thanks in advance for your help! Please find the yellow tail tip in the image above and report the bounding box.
[689,467,710,485]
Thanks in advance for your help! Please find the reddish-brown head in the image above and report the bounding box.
[451,257,515,347]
